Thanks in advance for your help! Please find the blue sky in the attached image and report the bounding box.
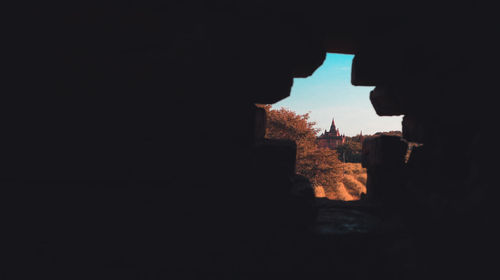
[274,53,402,136]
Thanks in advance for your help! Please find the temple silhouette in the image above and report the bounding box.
[317,118,346,149]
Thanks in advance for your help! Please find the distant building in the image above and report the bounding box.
[317,118,346,150]
[357,130,364,143]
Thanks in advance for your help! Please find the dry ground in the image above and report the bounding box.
[314,163,367,201]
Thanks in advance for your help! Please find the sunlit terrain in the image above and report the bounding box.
[314,163,367,200]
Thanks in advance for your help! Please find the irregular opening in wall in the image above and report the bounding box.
[262,53,405,201]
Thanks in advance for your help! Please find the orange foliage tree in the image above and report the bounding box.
[259,105,343,192]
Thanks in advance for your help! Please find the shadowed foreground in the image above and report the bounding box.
[4,2,500,278]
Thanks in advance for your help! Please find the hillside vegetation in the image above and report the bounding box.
[260,105,368,201]
[315,163,367,200]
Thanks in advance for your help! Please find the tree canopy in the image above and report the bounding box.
[258,105,343,192]
[337,141,362,163]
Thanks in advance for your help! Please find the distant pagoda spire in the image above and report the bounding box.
[329,118,337,133]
